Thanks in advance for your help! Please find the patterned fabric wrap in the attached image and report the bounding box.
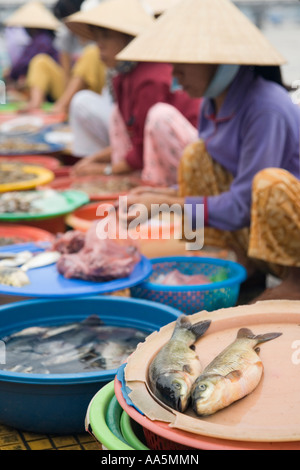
[179,140,300,278]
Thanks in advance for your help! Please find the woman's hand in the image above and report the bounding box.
[72,161,108,177]
[71,147,112,176]
[118,189,184,226]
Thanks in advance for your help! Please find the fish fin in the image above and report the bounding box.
[237,328,282,345]
[173,315,211,340]
[190,319,211,340]
[183,364,192,374]
[81,315,103,326]
[237,328,256,339]
[225,370,242,382]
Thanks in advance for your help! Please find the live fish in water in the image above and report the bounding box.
[191,328,282,416]
[148,315,211,412]
[1,315,148,374]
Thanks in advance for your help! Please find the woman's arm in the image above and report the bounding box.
[197,111,290,232]
[72,147,112,176]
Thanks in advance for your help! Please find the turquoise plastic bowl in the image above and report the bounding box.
[131,256,247,314]
[0,296,181,434]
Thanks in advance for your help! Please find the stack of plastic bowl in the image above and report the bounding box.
[86,381,149,450]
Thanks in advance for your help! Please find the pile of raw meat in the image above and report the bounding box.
[52,222,141,282]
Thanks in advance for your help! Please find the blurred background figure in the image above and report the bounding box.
[67,0,201,181]
[2,0,107,114]
[3,1,60,101]
[50,0,107,115]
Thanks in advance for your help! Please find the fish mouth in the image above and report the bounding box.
[177,397,183,413]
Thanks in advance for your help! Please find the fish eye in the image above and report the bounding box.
[174,382,181,389]
[199,384,207,391]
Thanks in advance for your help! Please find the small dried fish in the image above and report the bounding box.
[0,192,41,214]
[0,266,31,287]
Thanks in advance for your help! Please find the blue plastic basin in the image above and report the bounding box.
[0,296,180,434]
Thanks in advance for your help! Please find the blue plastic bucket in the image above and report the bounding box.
[131,257,247,314]
[0,296,180,434]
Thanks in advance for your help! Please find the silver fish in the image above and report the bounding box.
[0,251,33,268]
[148,315,211,412]
[1,316,148,374]
[0,251,61,287]
[191,328,282,416]
[20,251,61,272]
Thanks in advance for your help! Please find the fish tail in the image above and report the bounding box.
[176,315,211,339]
[237,328,282,344]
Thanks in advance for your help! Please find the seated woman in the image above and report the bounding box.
[67,0,202,187]
[5,27,59,87]
[4,0,107,114]
[3,2,60,99]
[116,0,300,301]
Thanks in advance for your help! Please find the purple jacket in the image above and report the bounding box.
[186,66,300,232]
[9,30,59,81]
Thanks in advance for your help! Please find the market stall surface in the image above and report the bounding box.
[0,423,99,450]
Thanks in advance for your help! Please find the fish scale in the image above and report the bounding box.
[148,315,211,413]
[191,328,282,417]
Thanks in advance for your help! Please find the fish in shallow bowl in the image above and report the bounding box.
[1,314,148,375]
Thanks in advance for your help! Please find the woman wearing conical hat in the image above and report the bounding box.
[4,2,60,88]
[67,0,201,180]
[4,0,108,114]
[117,0,300,302]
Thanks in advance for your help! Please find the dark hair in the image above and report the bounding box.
[25,28,55,39]
[253,66,290,90]
[88,25,134,43]
[53,0,85,20]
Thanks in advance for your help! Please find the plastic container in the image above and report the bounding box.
[86,381,149,450]
[65,202,111,233]
[130,256,247,314]
[115,301,300,451]
[0,224,54,244]
[0,190,89,234]
[47,174,144,202]
[53,166,72,178]
[0,296,181,434]
[0,107,66,126]
[0,164,54,192]
[0,155,61,171]
[120,412,149,450]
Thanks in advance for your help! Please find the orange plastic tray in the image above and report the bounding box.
[0,224,54,243]
[47,174,144,201]
[0,155,60,171]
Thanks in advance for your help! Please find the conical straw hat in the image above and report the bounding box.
[5,1,60,31]
[145,0,181,15]
[117,0,286,65]
[65,0,154,41]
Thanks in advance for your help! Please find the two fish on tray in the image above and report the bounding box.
[149,315,282,417]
